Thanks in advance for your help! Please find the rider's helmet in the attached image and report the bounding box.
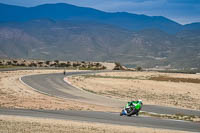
[138,99,143,105]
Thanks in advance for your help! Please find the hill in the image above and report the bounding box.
[0,3,200,69]
[0,3,182,34]
[0,19,200,69]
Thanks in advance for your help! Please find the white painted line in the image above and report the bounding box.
[63,76,125,102]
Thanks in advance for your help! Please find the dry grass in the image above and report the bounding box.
[83,74,200,83]
[68,71,200,110]
[140,112,200,122]
[0,115,189,133]
[0,70,118,112]
[149,75,200,83]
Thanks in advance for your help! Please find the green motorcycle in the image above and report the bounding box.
[120,100,143,116]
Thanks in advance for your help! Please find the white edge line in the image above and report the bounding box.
[63,75,126,102]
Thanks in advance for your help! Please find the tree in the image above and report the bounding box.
[38,62,43,65]
[13,60,18,64]
[115,62,121,67]
[7,61,12,65]
[54,60,59,64]
[136,66,142,71]
[45,61,50,65]
[59,63,67,67]
[113,62,124,70]
[29,62,37,67]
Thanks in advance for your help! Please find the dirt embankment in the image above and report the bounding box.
[0,70,118,112]
[68,71,200,110]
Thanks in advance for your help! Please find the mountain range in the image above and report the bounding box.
[0,3,200,69]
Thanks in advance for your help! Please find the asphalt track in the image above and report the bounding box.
[21,71,200,116]
[0,108,200,132]
[1,71,200,132]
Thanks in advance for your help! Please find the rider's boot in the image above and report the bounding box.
[136,112,139,116]
[120,112,123,116]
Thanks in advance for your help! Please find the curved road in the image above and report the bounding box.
[1,71,200,132]
[21,71,200,116]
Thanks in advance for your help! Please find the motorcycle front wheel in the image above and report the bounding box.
[126,108,135,116]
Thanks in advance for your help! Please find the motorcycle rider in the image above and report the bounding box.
[120,99,143,116]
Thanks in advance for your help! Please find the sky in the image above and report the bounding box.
[0,0,199,24]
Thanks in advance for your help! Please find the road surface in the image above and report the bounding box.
[21,71,200,116]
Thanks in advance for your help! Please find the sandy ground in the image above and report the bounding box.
[0,70,118,112]
[68,71,200,110]
[0,115,189,133]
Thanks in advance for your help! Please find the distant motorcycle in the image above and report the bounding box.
[120,100,143,116]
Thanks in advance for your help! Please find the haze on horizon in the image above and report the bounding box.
[0,0,199,25]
